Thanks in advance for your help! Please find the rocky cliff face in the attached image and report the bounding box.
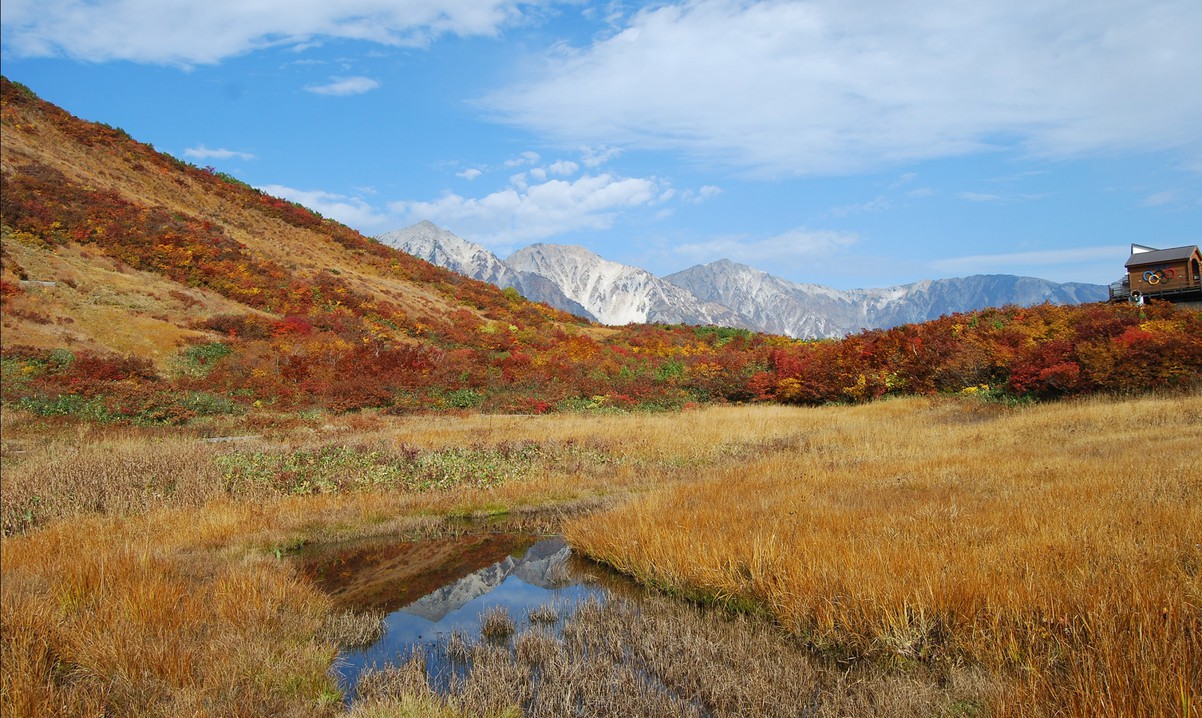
[379,222,1108,338]
[505,244,746,327]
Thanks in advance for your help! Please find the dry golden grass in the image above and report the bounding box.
[353,589,991,718]
[3,406,782,716]
[0,506,340,717]
[1,403,807,535]
[3,395,1198,716]
[566,394,1202,716]
[0,229,244,364]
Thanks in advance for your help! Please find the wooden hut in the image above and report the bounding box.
[1111,244,1202,304]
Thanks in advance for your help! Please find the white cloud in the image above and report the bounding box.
[304,76,380,96]
[681,185,722,204]
[389,173,666,246]
[504,151,541,168]
[259,184,390,230]
[547,160,579,176]
[451,152,595,188]
[580,145,623,168]
[528,160,580,180]
[1,0,531,65]
[183,145,255,161]
[483,0,1202,176]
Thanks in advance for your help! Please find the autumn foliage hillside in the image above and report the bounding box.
[1,76,1199,421]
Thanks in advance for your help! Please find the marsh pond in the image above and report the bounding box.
[297,531,987,718]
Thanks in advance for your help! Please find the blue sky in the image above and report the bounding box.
[2,0,1199,290]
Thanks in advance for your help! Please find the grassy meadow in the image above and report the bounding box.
[566,395,1202,716]
[2,394,1200,716]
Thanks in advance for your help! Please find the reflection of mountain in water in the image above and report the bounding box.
[400,537,573,622]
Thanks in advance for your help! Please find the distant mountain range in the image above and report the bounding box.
[378,221,1108,339]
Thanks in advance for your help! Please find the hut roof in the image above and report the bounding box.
[1125,245,1200,268]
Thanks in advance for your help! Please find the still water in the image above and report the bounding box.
[300,534,611,698]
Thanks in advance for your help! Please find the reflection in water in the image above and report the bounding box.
[333,537,608,698]
[313,534,980,716]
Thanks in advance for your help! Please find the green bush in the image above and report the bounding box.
[180,342,232,377]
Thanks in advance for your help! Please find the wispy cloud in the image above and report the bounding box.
[1141,189,1181,207]
[959,192,1005,203]
[830,195,893,217]
[830,172,933,216]
[183,145,255,161]
[0,0,533,65]
[389,172,667,247]
[461,150,609,184]
[667,228,859,273]
[681,185,722,204]
[580,145,623,168]
[483,0,1202,176]
[504,151,541,168]
[304,76,379,96]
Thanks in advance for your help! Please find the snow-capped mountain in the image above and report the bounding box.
[378,222,1108,338]
[506,244,746,327]
[666,260,1108,339]
[663,259,863,339]
[377,221,597,320]
[378,220,510,285]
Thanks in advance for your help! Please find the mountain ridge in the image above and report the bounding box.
[379,222,1109,339]
[505,243,747,327]
[377,221,598,320]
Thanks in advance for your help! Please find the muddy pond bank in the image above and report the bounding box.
[296,530,992,717]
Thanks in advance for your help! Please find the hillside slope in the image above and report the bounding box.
[0,76,588,362]
[2,77,1198,419]
[1,77,810,417]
